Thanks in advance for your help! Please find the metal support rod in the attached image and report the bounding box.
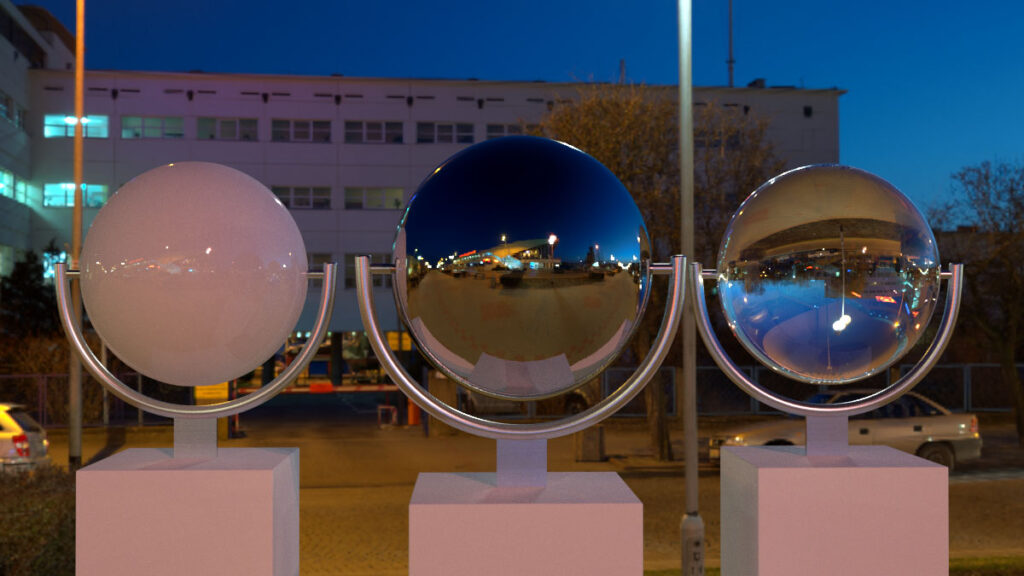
[173,417,217,459]
[691,263,964,416]
[496,438,547,487]
[101,344,109,426]
[356,255,687,440]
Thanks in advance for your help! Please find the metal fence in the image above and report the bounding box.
[0,372,150,427]
[3,363,1016,426]
[602,363,1020,416]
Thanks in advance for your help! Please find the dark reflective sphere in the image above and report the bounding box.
[718,165,940,385]
[395,136,652,399]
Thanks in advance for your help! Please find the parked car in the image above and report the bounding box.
[708,390,981,470]
[0,403,50,472]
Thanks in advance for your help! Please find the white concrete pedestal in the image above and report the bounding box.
[77,447,299,576]
[409,471,642,576]
[722,445,947,576]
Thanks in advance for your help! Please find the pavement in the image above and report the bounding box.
[45,395,1024,574]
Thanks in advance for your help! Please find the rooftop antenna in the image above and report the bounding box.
[727,0,735,87]
[618,59,626,84]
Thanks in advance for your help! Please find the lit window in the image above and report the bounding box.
[43,114,109,138]
[0,169,13,200]
[272,186,331,210]
[344,253,392,289]
[0,171,30,206]
[197,117,258,141]
[343,187,404,210]
[417,122,474,144]
[271,119,331,143]
[344,121,403,144]
[121,116,183,139]
[41,249,68,283]
[43,183,109,207]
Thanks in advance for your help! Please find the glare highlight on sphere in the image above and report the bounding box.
[717,165,940,385]
[395,136,651,400]
[80,162,308,387]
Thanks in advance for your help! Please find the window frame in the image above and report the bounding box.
[344,121,403,144]
[343,187,404,210]
[272,186,332,210]
[43,114,109,138]
[42,182,109,207]
[271,118,332,143]
[198,117,258,141]
[121,115,184,139]
[417,122,474,144]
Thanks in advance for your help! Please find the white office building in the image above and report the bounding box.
[1,1,842,334]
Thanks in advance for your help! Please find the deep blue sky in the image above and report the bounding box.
[23,0,1023,214]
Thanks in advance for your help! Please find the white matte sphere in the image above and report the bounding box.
[81,162,308,387]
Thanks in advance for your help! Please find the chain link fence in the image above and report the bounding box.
[602,363,1019,416]
[4,363,1016,424]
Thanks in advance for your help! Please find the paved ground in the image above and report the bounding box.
[47,395,1024,574]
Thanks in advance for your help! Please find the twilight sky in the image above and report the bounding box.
[22,0,1024,214]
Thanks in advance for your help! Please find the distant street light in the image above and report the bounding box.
[548,234,558,261]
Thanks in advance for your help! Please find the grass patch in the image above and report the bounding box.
[643,565,724,569]
[951,557,1024,575]
[644,558,1024,576]
[0,466,75,575]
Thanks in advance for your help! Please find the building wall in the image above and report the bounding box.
[21,66,841,330]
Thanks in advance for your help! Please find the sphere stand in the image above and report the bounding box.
[357,255,687,576]
[56,263,336,576]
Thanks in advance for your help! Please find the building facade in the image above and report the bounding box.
[1,1,843,334]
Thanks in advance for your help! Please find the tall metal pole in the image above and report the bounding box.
[678,0,705,574]
[68,0,85,470]
[727,0,735,87]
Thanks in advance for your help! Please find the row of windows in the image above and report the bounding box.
[42,183,110,207]
[42,115,535,144]
[272,186,405,210]
[38,181,404,211]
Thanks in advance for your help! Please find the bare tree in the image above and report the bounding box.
[537,83,783,459]
[934,160,1024,446]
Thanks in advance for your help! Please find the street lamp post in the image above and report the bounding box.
[678,0,705,574]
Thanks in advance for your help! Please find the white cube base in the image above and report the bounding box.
[410,472,642,576]
[77,447,299,576]
[722,445,947,576]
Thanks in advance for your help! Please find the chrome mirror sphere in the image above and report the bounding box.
[395,136,652,400]
[718,165,940,384]
[79,162,309,387]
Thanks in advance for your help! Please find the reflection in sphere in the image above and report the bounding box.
[81,162,308,387]
[395,136,651,400]
[718,165,940,384]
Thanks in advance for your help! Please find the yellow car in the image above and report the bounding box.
[0,403,50,472]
